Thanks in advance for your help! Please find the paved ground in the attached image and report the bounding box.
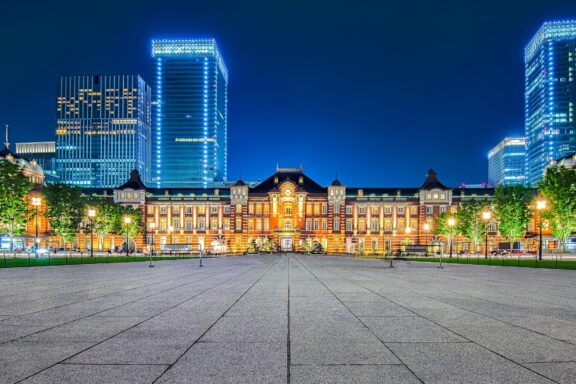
[1,255,576,384]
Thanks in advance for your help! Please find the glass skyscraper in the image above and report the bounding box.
[151,38,228,188]
[525,20,576,185]
[488,137,526,186]
[56,75,151,188]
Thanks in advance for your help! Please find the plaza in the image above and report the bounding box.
[0,255,575,383]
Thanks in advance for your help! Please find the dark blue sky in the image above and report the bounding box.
[1,0,575,187]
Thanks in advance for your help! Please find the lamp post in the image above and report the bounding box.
[31,197,41,258]
[123,216,132,258]
[423,223,430,255]
[87,208,96,258]
[536,200,546,261]
[149,222,155,268]
[167,225,173,255]
[482,210,491,259]
[447,217,456,259]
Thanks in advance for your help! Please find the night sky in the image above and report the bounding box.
[1,0,575,187]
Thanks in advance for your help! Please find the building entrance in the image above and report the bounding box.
[281,237,293,252]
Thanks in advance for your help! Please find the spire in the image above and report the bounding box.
[4,124,9,150]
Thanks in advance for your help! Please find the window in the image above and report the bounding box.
[185,236,192,245]
[160,219,167,230]
[371,206,379,215]
[371,219,378,231]
[410,206,418,215]
[358,219,366,231]
[248,219,254,230]
[224,206,230,214]
[314,219,319,230]
[440,206,446,213]
[160,206,166,214]
[236,204,242,213]
[385,206,391,215]
[346,206,352,215]
[384,218,392,230]
[198,206,205,215]
[398,207,405,215]
[345,219,352,231]
[186,206,192,214]
[256,204,262,215]
[322,203,328,214]
[358,206,365,215]
[441,193,446,199]
[334,218,340,230]
[263,219,269,231]
[223,218,230,230]
[322,219,327,230]
[198,217,205,230]
[284,220,292,230]
[210,218,218,229]
[306,219,311,231]
[235,217,242,230]
[426,206,433,214]
[372,240,378,252]
[285,204,292,215]
[185,220,192,230]
[263,204,269,214]
[397,218,405,230]
[256,219,262,231]
[248,204,254,214]
[211,206,218,214]
[306,203,312,214]
[314,204,320,214]
[334,204,340,214]
[427,193,432,199]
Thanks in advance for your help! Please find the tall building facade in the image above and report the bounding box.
[15,141,57,177]
[525,20,576,185]
[151,38,228,188]
[488,137,526,186]
[56,75,151,188]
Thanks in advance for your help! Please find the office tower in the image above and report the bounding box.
[151,38,228,188]
[525,20,576,185]
[488,137,527,186]
[56,75,151,187]
[15,141,57,177]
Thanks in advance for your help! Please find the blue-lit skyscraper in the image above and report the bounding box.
[488,137,526,186]
[151,38,228,188]
[56,75,151,188]
[525,20,576,185]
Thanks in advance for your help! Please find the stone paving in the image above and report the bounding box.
[0,255,576,383]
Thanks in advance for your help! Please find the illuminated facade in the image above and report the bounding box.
[15,141,57,179]
[525,20,576,185]
[56,75,151,188]
[488,137,526,186]
[151,38,228,188]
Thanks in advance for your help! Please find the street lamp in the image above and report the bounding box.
[536,199,546,261]
[423,223,430,255]
[123,216,132,258]
[149,222,155,268]
[31,197,41,257]
[482,210,491,259]
[447,217,456,259]
[87,208,96,258]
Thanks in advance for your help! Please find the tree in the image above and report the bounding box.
[87,200,123,250]
[0,161,33,250]
[538,166,576,252]
[118,205,143,250]
[494,184,533,251]
[457,200,489,254]
[44,183,85,245]
[433,211,459,256]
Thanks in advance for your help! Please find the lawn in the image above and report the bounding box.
[0,254,198,268]
[405,256,576,270]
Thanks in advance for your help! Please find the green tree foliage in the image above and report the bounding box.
[494,184,533,251]
[457,200,489,253]
[433,211,459,239]
[538,166,576,252]
[0,161,33,250]
[86,200,123,249]
[44,183,85,244]
[119,205,143,241]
